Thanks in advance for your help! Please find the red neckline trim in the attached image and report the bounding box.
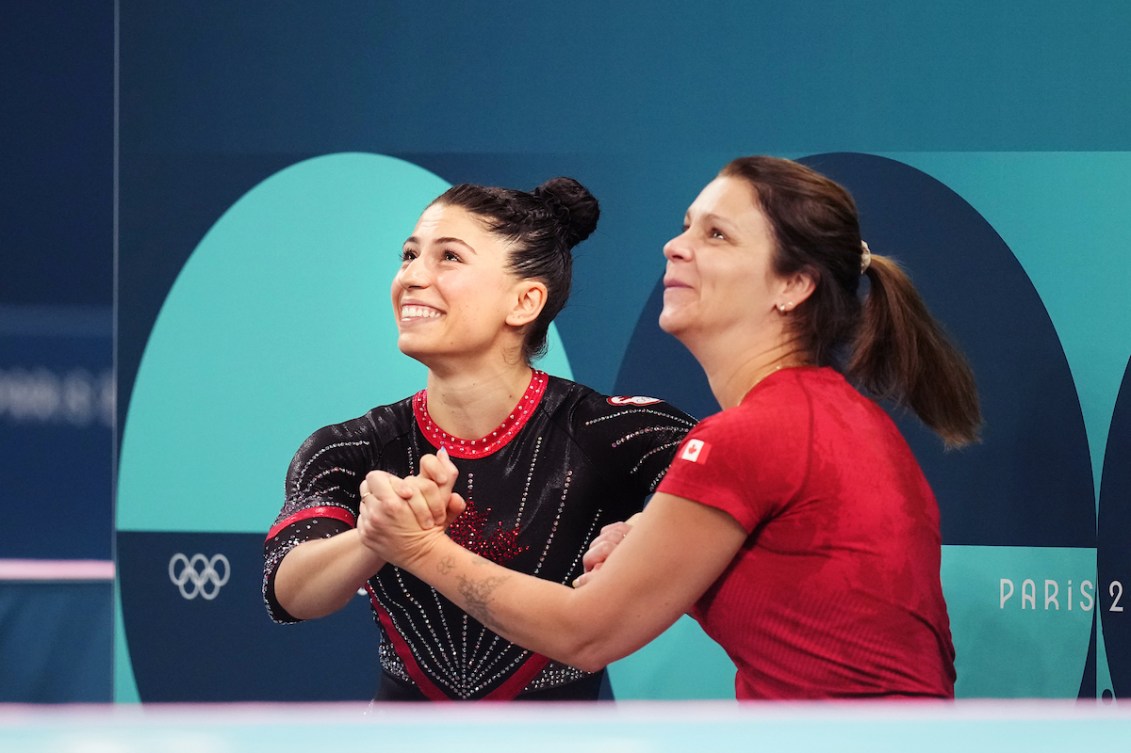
[413,370,548,459]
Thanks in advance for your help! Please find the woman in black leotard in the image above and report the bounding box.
[262,177,694,700]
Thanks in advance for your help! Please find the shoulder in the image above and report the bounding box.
[541,374,697,427]
[700,366,880,449]
[538,375,695,493]
[360,394,417,435]
[745,366,855,417]
[752,366,888,432]
[687,368,847,448]
[291,395,415,465]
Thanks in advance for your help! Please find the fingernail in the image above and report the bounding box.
[438,446,448,459]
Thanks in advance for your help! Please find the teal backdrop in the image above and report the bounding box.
[114,2,1131,702]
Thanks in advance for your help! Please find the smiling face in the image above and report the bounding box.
[392,203,540,369]
[659,176,788,352]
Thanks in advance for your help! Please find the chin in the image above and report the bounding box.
[659,313,702,353]
[396,335,430,361]
[657,309,683,336]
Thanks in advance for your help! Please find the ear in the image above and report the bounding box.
[779,268,817,308]
[505,280,547,328]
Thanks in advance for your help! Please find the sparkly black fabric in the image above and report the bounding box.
[264,374,694,700]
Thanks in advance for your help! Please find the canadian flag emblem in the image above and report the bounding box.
[680,438,710,463]
[607,395,662,407]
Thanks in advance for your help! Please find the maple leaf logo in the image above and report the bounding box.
[447,498,529,564]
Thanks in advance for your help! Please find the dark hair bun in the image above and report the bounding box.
[532,177,600,248]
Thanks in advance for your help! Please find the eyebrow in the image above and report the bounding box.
[403,235,477,254]
[691,212,739,234]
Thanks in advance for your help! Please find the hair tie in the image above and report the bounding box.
[860,240,872,274]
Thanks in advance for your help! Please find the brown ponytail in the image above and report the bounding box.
[849,254,981,448]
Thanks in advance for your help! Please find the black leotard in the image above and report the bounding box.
[264,371,694,700]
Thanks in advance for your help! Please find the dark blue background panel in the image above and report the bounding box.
[0,322,112,560]
[1,1,112,307]
[1098,356,1131,698]
[118,532,379,702]
[118,2,1131,154]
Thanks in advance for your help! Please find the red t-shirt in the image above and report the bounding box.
[656,366,956,699]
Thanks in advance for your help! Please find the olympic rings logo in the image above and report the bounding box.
[168,553,230,600]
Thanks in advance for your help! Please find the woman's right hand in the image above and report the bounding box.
[357,451,465,566]
[357,477,463,569]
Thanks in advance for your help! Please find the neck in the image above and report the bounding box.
[424,362,535,439]
[688,334,810,410]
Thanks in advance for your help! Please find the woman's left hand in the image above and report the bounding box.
[573,513,640,588]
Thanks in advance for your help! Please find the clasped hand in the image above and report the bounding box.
[357,450,636,584]
[357,450,465,568]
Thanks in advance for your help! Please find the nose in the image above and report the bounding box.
[396,256,430,289]
[663,231,691,262]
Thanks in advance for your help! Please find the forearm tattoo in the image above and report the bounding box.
[444,555,510,629]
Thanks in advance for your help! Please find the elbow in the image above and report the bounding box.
[549,639,607,674]
[563,636,632,674]
[276,590,352,622]
[264,585,303,625]
[569,648,614,675]
[550,610,629,673]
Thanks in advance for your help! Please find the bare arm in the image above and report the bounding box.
[273,530,387,620]
[364,464,747,672]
